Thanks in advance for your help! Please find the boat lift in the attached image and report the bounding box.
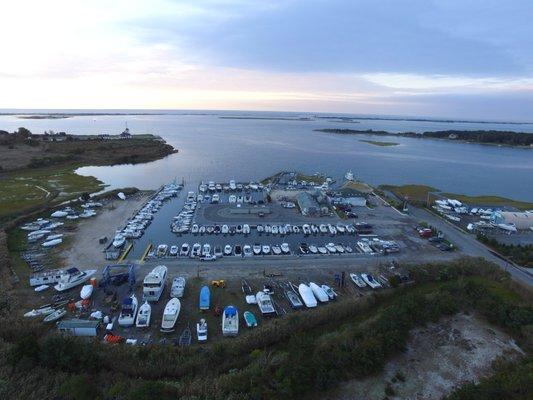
[99,264,136,290]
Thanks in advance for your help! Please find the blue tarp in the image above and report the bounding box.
[224,306,237,316]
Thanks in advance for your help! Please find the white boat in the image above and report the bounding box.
[224,244,232,255]
[197,318,208,342]
[161,298,181,332]
[256,291,276,315]
[24,305,55,317]
[229,180,237,190]
[361,273,382,289]
[309,282,329,302]
[319,224,328,234]
[45,233,63,241]
[253,244,262,255]
[143,265,168,302]
[135,301,152,328]
[80,284,93,299]
[345,170,354,181]
[42,238,63,247]
[171,277,186,298]
[54,268,96,292]
[326,243,337,253]
[262,245,270,255]
[350,273,367,288]
[29,268,67,287]
[308,245,318,254]
[43,308,67,322]
[202,243,211,256]
[222,306,239,337]
[281,243,290,254]
[243,245,253,257]
[317,246,327,254]
[272,245,282,255]
[113,233,126,248]
[321,284,337,300]
[222,224,229,234]
[191,243,201,257]
[180,243,190,256]
[169,245,179,256]
[118,294,138,327]
[51,210,68,218]
[243,224,250,234]
[298,284,317,308]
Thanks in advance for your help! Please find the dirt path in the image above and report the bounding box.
[326,313,524,400]
[62,192,151,267]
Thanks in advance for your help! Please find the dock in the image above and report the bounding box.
[140,243,153,262]
[118,243,133,262]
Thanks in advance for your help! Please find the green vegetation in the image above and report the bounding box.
[317,128,533,147]
[359,139,399,147]
[295,173,326,184]
[1,258,531,399]
[0,166,105,219]
[477,235,533,268]
[379,184,533,210]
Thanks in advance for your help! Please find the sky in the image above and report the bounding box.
[1,0,532,120]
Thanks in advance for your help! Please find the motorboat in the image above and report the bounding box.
[272,245,282,255]
[224,244,232,255]
[199,226,206,234]
[311,225,319,234]
[43,308,67,323]
[292,226,300,234]
[308,245,318,254]
[229,180,237,190]
[344,245,353,253]
[302,224,311,235]
[298,284,317,308]
[54,268,96,292]
[221,224,229,234]
[169,245,179,256]
[262,245,270,255]
[244,311,258,328]
[212,193,220,203]
[161,298,181,332]
[361,273,382,289]
[243,245,253,257]
[214,246,223,257]
[229,195,237,203]
[171,277,186,298]
[335,244,345,253]
[136,301,152,328]
[206,226,214,234]
[310,282,329,302]
[191,224,199,234]
[29,268,67,287]
[118,294,138,327]
[24,305,55,317]
[350,273,367,288]
[242,224,250,234]
[285,289,303,308]
[34,284,49,292]
[271,225,279,235]
[197,318,208,341]
[319,224,328,234]
[191,243,201,258]
[202,243,211,256]
[222,306,239,336]
[321,285,337,300]
[328,224,337,235]
[317,246,327,254]
[113,233,126,248]
[156,244,168,257]
[199,285,210,310]
[281,243,290,254]
[253,244,262,255]
[345,170,354,181]
[256,291,276,315]
[325,243,337,253]
[256,225,264,233]
[143,265,168,302]
[236,225,243,234]
[234,245,242,256]
[180,243,190,256]
[80,284,93,300]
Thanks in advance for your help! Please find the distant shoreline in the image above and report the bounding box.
[316,128,533,148]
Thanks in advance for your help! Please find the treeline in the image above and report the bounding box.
[317,128,533,146]
[2,258,532,399]
[477,234,533,268]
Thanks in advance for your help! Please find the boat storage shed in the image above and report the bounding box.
[57,319,100,337]
[491,211,533,230]
[297,192,320,216]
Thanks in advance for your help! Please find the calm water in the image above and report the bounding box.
[1,110,532,201]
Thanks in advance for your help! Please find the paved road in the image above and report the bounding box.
[408,206,533,286]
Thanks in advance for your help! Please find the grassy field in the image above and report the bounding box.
[0,166,105,218]
[295,173,327,184]
[359,139,399,147]
[379,184,533,210]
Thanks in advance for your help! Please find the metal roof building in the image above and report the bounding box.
[491,211,533,230]
[57,319,100,337]
[297,192,320,216]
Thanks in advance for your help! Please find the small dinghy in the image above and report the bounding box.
[135,301,151,328]
[179,325,192,347]
[222,305,239,337]
[199,285,210,310]
[244,311,258,328]
[34,284,49,292]
[197,319,208,342]
[321,284,337,300]
[80,284,93,300]
[285,289,303,309]
[310,282,329,303]
[298,284,317,308]
[43,308,66,323]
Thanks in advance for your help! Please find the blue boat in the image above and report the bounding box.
[199,285,210,310]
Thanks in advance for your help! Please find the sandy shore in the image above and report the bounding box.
[62,192,151,268]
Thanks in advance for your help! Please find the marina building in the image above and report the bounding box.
[491,211,533,230]
[297,192,320,216]
[57,319,100,337]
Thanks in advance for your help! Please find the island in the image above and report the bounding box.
[359,139,399,147]
[316,128,533,147]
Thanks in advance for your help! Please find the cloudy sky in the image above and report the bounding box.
[1,0,532,120]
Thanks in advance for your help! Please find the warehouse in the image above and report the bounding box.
[57,319,100,337]
[297,192,320,216]
[491,211,533,230]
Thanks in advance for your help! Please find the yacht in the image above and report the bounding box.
[197,319,208,342]
[156,244,168,257]
[161,298,181,332]
[253,244,262,255]
[262,245,270,255]
[281,243,290,254]
[135,301,151,328]
[222,306,239,337]
[118,294,138,327]
[345,170,354,181]
[180,243,190,256]
[169,245,179,256]
[171,276,186,298]
[191,243,201,258]
[142,265,167,302]
[256,291,276,315]
[54,268,96,292]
